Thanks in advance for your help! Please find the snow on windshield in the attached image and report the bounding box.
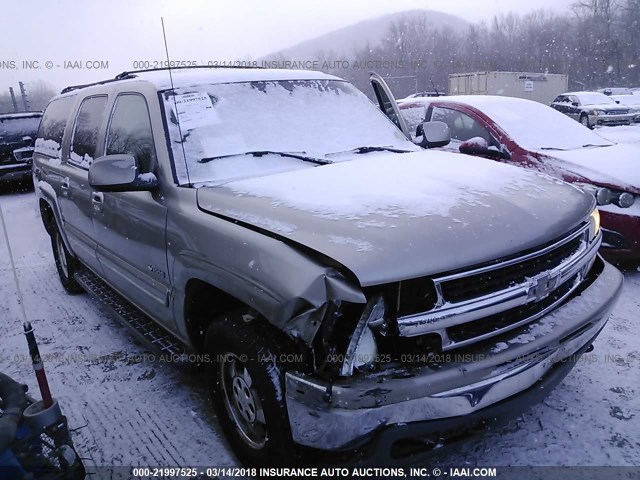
[575,92,616,105]
[162,79,412,185]
[451,96,614,151]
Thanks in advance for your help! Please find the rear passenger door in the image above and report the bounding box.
[57,95,108,274]
[93,93,171,325]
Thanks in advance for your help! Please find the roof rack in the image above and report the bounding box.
[60,77,124,94]
[114,64,263,80]
[60,64,265,94]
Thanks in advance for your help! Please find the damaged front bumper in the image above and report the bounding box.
[284,257,622,451]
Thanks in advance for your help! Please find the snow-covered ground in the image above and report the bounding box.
[0,182,639,468]
[596,123,640,145]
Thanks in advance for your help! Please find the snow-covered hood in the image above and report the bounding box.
[197,150,593,286]
[537,143,640,193]
[586,104,630,112]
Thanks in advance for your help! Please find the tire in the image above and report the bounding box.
[51,226,84,294]
[580,113,593,129]
[204,311,301,466]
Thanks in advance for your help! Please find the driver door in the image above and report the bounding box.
[370,73,411,140]
[93,92,172,326]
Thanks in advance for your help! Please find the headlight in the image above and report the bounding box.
[592,109,603,116]
[589,208,600,242]
[340,296,383,376]
[617,192,635,208]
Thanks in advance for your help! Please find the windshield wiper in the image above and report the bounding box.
[581,143,611,148]
[199,150,331,165]
[326,145,413,156]
[540,147,568,151]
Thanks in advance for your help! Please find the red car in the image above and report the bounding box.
[398,95,640,260]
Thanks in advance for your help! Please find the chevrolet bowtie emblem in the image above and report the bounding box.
[528,272,560,301]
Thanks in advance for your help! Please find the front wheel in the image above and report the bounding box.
[51,226,84,294]
[580,113,593,129]
[205,311,301,466]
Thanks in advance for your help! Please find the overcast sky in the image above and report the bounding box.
[1,0,577,93]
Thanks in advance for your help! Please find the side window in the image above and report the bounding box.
[400,105,427,138]
[105,94,156,173]
[70,95,107,168]
[35,96,76,158]
[431,107,495,144]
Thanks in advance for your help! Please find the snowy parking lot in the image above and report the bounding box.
[1,124,639,469]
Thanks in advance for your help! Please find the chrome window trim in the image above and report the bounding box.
[435,222,589,283]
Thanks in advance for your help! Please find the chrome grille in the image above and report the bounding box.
[397,222,599,349]
[446,272,580,345]
[441,234,583,303]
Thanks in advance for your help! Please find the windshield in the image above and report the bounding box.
[161,79,414,185]
[459,97,615,151]
[576,93,616,105]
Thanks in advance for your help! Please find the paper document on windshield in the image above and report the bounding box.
[174,92,221,130]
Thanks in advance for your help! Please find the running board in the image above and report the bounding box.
[74,269,196,367]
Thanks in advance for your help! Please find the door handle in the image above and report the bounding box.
[61,177,70,191]
[91,192,104,211]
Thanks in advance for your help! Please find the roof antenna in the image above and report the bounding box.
[430,78,440,96]
[161,17,192,187]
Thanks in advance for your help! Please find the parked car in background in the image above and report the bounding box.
[398,95,640,260]
[0,112,42,184]
[404,91,446,98]
[550,91,634,128]
[610,94,640,122]
[598,87,632,96]
[33,67,622,465]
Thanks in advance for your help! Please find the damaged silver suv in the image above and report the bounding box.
[32,67,622,465]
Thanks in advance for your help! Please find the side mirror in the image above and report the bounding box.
[22,135,33,144]
[459,137,511,160]
[572,102,579,107]
[414,121,451,148]
[89,154,158,192]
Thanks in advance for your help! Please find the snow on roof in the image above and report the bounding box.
[611,94,640,105]
[131,68,342,90]
[563,91,605,96]
[62,68,343,95]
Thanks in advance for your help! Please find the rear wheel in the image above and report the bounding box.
[205,311,300,466]
[51,226,83,294]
